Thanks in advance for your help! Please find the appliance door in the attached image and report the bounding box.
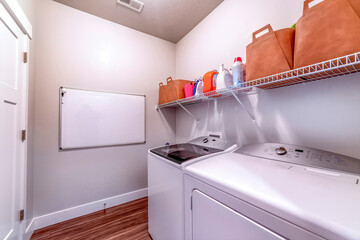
[192,190,284,240]
[184,174,324,240]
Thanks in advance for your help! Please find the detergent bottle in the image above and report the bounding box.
[203,70,218,93]
[195,78,204,96]
[232,57,245,87]
[216,64,233,90]
[193,78,202,96]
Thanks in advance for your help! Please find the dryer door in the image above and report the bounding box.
[192,190,285,240]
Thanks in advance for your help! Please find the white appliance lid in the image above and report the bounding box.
[149,136,237,165]
[150,143,223,165]
[185,153,360,240]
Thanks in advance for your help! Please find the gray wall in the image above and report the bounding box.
[33,0,176,217]
[175,0,360,158]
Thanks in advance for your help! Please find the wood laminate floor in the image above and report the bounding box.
[31,197,151,240]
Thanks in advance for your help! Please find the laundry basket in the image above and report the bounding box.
[158,82,168,105]
[166,77,192,102]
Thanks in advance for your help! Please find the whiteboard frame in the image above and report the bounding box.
[59,86,146,150]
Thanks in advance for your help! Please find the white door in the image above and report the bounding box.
[0,2,28,240]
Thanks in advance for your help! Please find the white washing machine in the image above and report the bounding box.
[148,137,238,240]
[184,143,360,240]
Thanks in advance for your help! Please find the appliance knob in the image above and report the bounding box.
[275,147,287,155]
[203,138,209,143]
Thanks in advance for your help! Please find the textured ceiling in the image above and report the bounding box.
[53,0,224,43]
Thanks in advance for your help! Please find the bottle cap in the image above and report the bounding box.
[234,57,242,62]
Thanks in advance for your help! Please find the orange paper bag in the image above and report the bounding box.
[294,0,360,68]
[246,25,295,87]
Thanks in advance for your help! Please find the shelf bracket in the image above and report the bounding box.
[231,92,255,121]
[176,101,199,123]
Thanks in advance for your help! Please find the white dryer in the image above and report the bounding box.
[148,137,237,240]
[184,143,360,240]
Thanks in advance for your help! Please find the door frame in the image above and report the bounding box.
[0,0,32,39]
[0,0,32,239]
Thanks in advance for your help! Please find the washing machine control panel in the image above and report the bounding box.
[275,147,287,155]
[238,143,360,175]
[188,136,236,151]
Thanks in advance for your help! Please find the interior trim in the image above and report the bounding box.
[31,188,148,231]
[0,0,32,38]
[24,219,35,240]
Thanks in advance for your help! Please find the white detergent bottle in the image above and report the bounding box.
[216,64,233,90]
[195,79,204,96]
[232,57,245,87]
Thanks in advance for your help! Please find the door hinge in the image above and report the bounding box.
[19,209,24,221]
[23,52,28,63]
[21,130,26,141]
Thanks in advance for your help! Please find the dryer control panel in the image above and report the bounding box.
[237,143,360,175]
[188,136,237,151]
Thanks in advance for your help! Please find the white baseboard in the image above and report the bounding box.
[32,188,147,230]
[24,219,35,240]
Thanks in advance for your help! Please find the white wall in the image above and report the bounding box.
[176,0,303,79]
[33,0,176,218]
[175,0,360,158]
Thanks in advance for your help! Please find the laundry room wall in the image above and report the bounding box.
[33,0,176,221]
[175,0,360,158]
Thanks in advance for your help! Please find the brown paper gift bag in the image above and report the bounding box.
[246,25,295,88]
[294,0,360,68]
[166,77,192,102]
[158,82,168,105]
[349,0,360,18]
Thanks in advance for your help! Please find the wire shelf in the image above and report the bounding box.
[158,52,360,108]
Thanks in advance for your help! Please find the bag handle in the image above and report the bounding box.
[166,77,173,83]
[159,82,163,87]
[252,24,273,42]
[303,0,324,15]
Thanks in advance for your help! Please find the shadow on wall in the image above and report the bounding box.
[174,94,311,146]
[157,107,177,145]
[175,96,268,145]
[175,74,360,158]
[214,96,269,144]
[250,91,298,144]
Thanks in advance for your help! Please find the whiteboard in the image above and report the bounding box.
[59,87,145,150]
